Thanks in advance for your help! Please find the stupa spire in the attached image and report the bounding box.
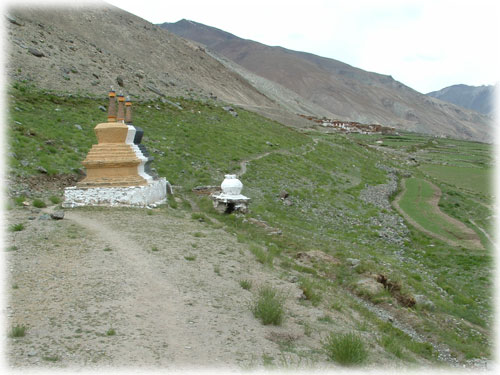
[117,94,125,122]
[125,96,132,124]
[107,88,116,122]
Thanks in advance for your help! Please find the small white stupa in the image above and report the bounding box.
[211,174,250,213]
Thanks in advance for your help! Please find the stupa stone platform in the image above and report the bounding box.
[62,178,167,208]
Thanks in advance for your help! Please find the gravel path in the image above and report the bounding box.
[6,206,326,369]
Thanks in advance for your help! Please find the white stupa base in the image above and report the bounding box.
[211,193,250,214]
[63,178,168,208]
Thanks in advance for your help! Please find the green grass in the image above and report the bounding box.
[213,264,221,276]
[298,276,322,306]
[184,255,196,261]
[42,355,59,362]
[6,83,494,365]
[420,164,492,196]
[9,324,27,338]
[324,332,367,366]
[14,196,26,206]
[398,178,468,242]
[249,245,273,266]
[106,328,116,336]
[9,223,25,232]
[239,279,252,290]
[151,246,159,252]
[252,286,285,325]
[32,198,47,208]
[49,195,61,204]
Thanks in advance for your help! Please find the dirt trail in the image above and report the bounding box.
[393,179,484,249]
[6,207,322,369]
[237,138,319,178]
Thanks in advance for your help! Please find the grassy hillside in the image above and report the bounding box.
[6,83,494,367]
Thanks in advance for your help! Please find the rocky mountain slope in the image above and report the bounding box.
[6,4,317,127]
[427,84,496,116]
[161,19,493,142]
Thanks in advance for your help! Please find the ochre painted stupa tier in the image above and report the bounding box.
[77,92,149,188]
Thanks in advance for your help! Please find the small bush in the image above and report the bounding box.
[33,199,47,208]
[9,324,27,338]
[9,223,25,232]
[379,335,405,359]
[151,246,159,252]
[299,277,322,306]
[331,300,343,311]
[103,247,112,252]
[324,332,367,366]
[42,355,59,362]
[239,279,252,290]
[14,196,26,206]
[49,196,61,204]
[184,255,196,261]
[252,286,285,325]
[106,328,116,336]
[249,245,273,266]
[167,194,178,209]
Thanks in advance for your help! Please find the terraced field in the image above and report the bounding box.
[395,177,482,249]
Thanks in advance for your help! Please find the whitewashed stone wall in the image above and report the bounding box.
[63,178,168,208]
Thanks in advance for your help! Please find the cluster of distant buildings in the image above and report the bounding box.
[299,114,396,135]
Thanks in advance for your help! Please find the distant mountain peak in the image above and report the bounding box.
[160,19,492,142]
[427,84,495,116]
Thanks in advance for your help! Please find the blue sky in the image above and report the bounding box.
[7,0,500,93]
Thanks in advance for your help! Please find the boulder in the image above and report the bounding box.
[414,294,436,311]
[50,211,65,220]
[355,276,385,296]
[28,48,44,57]
[346,258,361,267]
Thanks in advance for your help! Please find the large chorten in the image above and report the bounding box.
[63,90,167,208]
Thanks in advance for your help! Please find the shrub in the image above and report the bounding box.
[49,196,61,204]
[249,245,273,266]
[239,279,252,290]
[379,335,405,359]
[33,199,47,208]
[167,194,178,209]
[324,332,367,366]
[9,324,27,338]
[106,328,116,336]
[299,277,322,306]
[14,196,26,206]
[9,223,25,232]
[252,286,285,325]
